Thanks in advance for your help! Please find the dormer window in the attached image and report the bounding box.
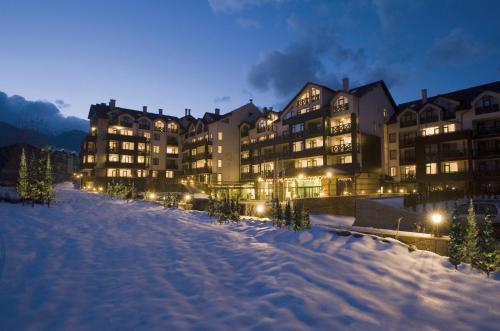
[475,95,499,115]
[400,111,417,128]
[138,118,151,130]
[311,88,320,101]
[119,115,134,128]
[167,122,178,133]
[420,107,438,124]
[297,91,310,107]
[154,120,165,132]
[333,96,348,113]
[257,120,266,133]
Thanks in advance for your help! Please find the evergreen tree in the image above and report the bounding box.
[44,152,54,207]
[464,200,479,266]
[293,202,303,231]
[448,218,465,269]
[276,200,283,228]
[208,195,215,217]
[303,208,311,230]
[270,198,279,226]
[27,152,37,206]
[476,213,500,277]
[284,200,292,228]
[17,148,29,203]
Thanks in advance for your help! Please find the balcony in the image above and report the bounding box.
[327,143,353,155]
[399,138,415,147]
[184,166,212,175]
[401,120,417,128]
[441,150,467,160]
[166,153,179,158]
[475,148,500,158]
[332,103,349,113]
[284,107,323,124]
[182,138,212,150]
[304,125,324,137]
[476,104,499,115]
[292,146,324,158]
[106,133,147,142]
[328,123,351,136]
[311,94,320,102]
[138,124,151,130]
[241,172,258,181]
[475,127,500,137]
[400,174,416,182]
[399,155,416,165]
[419,116,439,124]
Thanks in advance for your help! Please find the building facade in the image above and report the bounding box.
[385,81,500,195]
[81,79,500,199]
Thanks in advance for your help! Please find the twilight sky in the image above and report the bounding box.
[1,0,499,123]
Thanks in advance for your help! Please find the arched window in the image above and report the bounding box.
[167,122,178,133]
[475,95,499,115]
[119,115,134,127]
[138,118,151,130]
[154,120,165,131]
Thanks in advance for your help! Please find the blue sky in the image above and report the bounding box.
[1,0,499,123]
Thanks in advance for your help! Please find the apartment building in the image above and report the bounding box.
[239,79,397,200]
[81,100,182,191]
[385,81,500,195]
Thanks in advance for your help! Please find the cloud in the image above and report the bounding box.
[236,17,260,29]
[0,91,88,134]
[214,95,231,103]
[55,99,70,109]
[426,28,493,66]
[208,0,284,13]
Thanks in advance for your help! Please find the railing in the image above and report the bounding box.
[166,153,179,158]
[333,103,349,113]
[399,155,416,164]
[399,138,415,147]
[441,150,466,159]
[138,124,151,130]
[305,126,323,136]
[311,94,320,102]
[328,143,353,154]
[476,104,499,115]
[419,116,439,124]
[329,123,351,135]
[400,174,416,182]
[476,149,500,157]
[400,120,417,128]
[442,111,456,120]
[475,127,500,136]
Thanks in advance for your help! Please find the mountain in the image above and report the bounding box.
[0,122,86,152]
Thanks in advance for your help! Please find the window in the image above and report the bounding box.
[420,126,439,136]
[339,155,352,164]
[218,159,222,168]
[107,168,117,177]
[121,155,133,163]
[151,170,158,178]
[425,163,437,175]
[443,124,456,133]
[138,143,145,151]
[122,142,134,150]
[153,145,160,154]
[217,173,222,183]
[390,167,397,177]
[137,156,145,163]
[86,155,95,163]
[152,158,159,165]
[420,108,438,123]
[389,133,397,143]
[217,145,222,153]
[139,118,151,130]
[143,132,151,139]
[137,169,148,177]
[154,133,160,141]
[390,150,397,160]
[109,141,118,151]
[241,165,250,173]
[292,123,304,133]
[119,169,131,177]
[284,110,295,120]
[475,95,499,114]
[167,122,178,133]
[108,154,119,162]
[155,121,165,131]
[166,146,178,155]
[119,116,133,127]
[218,132,223,141]
[442,162,458,173]
[165,171,174,178]
[293,141,303,152]
[333,96,348,112]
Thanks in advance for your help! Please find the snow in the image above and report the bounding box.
[0,184,499,330]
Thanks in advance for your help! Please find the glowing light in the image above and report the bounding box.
[98,187,103,192]
[149,193,157,200]
[256,204,265,214]
[257,177,263,182]
[431,213,442,224]
[361,190,366,194]
[201,190,205,194]
[412,189,417,193]
[189,180,194,184]
[326,171,333,178]
[388,189,392,193]
[319,192,325,197]
[399,189,404,193]
[298,174,304,180]
[184,194,192,202]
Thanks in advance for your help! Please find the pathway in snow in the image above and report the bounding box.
[0,185,499,330]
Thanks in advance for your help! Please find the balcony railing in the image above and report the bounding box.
[476,104,499,115]
[419,116,439,124]
[333,103,349,113]
[441,150,466,159]
[400,174,416,182]
[476,148,500,157]
[328,143,353,154]
[399,155,416,164]
[305,125,323,137]
[475,127,500,137]
[328,123,351,136]
[400,120,417,128]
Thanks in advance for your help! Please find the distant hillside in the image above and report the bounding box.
[0,122,86,152]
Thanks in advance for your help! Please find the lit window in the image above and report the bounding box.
[137,156,145,163]
[119,169,131,177]
[138,143,145,151]
[143,132,151,139]
[107,168,117,177]
[425,163,437,175]
[390,167,397,177]
[420,126,439,136]
[137,169,148,177]
[151,170,158,177]
[120,129,133,136]
[442,162,459,173]
[166,146,178,154]
[121,155,133,163]
[122,142,135,150]
[165,171,174,178]
[217,145,222,153]
[217,173,222,183]
[153,145,160,154]
[443,124,456,133]
[155,121,165,131]
[108,154,119,162]
[218,132,223,140]
[339,155,352,164]
[218,159,222,168]
[241,165,250,173]
[86,155,95,163]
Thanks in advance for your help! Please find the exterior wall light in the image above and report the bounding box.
[298,174,304,180]
[256,204,265,215]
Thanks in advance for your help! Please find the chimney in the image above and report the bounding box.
[189,109,191,115]
[142,106,147,113]
[109,99,116,109]
[249,98,253,103]
[342,77,349,92]
[215,108,220,115]
[184,108,189,116]
[421,89,428,104]
[158,108,163,116]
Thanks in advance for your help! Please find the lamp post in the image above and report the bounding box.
[430,212,442,237]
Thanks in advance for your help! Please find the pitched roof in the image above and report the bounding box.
[388,80,500,123]
[88,103,179,123]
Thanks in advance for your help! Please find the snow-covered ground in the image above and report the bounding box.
[0,184,499,331]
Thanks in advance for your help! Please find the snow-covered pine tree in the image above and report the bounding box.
[476,213,500,277]
[293,202,303,231]
[464,199,479,266]
[44,152,54,207]
[270,198,279,226]
[17,148,29,204]
[284,200,292,228]
[207,195,215,217]
[303,208,311,229]
[448,217,465,269]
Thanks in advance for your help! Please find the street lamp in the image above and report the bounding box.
[256,203,265,216]
[430,212,442,237]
